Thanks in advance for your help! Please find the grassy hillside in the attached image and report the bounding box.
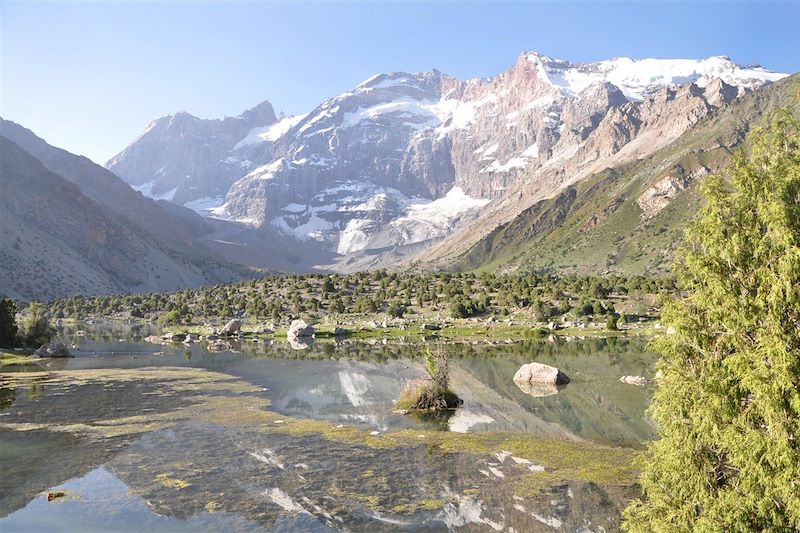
[454,74,800,276]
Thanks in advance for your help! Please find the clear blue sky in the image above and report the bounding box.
[2,1,798,165]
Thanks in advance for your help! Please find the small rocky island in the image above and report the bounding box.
[396,350,462,413]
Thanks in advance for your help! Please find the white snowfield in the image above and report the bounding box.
[234,114,308,150]
[259,184,490,255]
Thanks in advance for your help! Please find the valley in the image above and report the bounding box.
[2,3,799,529]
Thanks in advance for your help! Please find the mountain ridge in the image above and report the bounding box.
[105,52,790,273]
[430,73,800,275]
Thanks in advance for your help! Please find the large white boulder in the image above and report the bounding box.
[513,362,570,385]
[287,319,315,340]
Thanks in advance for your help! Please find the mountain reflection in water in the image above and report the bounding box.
[0,324,654,531]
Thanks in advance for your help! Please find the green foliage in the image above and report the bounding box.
[624,111,800,531]
[449,296,485,319]
[0,297,18,348]
[45,269,673,329]
[321,277,335,293]
[19,302,52,347]
[158,309,182,327]
[423,349,449,390]
[386,302,406,318]
[395,380,461,412]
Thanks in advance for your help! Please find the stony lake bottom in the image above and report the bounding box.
[0,323,658,532]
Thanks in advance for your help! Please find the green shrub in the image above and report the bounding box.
[396,349,461,411]
[19,303,52,347]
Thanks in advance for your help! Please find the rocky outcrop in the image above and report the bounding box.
[637,165,709,219]
[34,342,72,358]
[222,319,242,336]
[513,362,570,385]
[107,101,277,206]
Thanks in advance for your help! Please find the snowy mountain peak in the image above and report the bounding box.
[355,69,446,95]
[522,52,787,100]
[109,50,791,268]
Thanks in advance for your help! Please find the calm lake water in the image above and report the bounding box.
[0,323,657,532]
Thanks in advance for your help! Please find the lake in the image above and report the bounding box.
[0,323,657,532]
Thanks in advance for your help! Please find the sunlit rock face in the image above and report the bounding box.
[107,101,277,207]
[108,54,785,263]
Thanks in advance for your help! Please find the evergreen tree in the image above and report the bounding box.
[624,112,800,531]
[0,297,18,348]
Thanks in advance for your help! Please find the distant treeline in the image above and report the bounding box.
[46,271,676,325]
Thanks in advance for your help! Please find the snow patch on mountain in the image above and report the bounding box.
[243,159,287,181]
[400,187,489,226]
[184,196,225,215]
[484,157,528,173]
[340,98,442,130]
[132,181,178,202]
[337,219,374,255]
[233,114,307,149]
[388,187,490,246]
[521,143,539,158]
[264,183,489,254]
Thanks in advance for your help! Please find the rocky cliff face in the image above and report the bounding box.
[107,101,276,206]
[108,54,786,267]
[438,73,800,276]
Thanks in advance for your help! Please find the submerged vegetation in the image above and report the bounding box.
[0,366,639,495]
[624,111,800,531]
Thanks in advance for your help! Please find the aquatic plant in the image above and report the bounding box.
[396,349,461,411]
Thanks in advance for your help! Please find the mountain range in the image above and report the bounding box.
[106,53,794,274]
[1,52,797,300]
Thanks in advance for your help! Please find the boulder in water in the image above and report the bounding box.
[620,375,649,386]
[513,362,570,385]
[287,320,315,340]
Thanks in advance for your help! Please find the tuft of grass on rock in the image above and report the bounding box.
[395,379,461,411]
[396,349,462,412]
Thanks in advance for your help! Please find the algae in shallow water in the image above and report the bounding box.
[0,353,37,368]
[0,366,639,495]
[155,473,191,490]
